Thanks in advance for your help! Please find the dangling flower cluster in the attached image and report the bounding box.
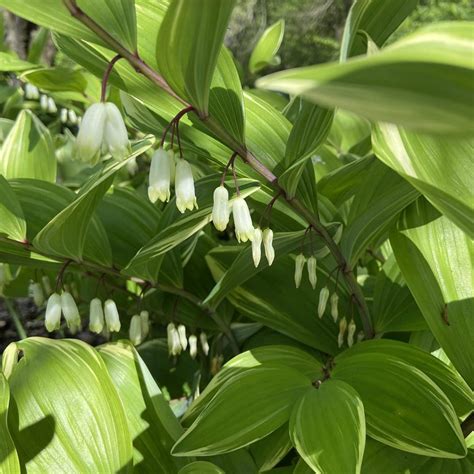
[24,83,39,100]
[167,324,209,360]
[293,254,318,289]
[75,102,130,164]
[88,298,121,334]
[60,108,79,126]
[40,94,57,114]
[147,146,198,213]
[45,291,81,334]
[211,155,276,268]
[128,310,150,346]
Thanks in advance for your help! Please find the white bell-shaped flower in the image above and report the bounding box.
[188,334,198,359]
[68,109,78,125]
[212,185,230,231]
[24,83,39,100]
[140,310,150,339]
[103,102,130,159]
[232,197,254,243]
[29,281,44,307]
[76,103,107,163]
[45,293,62,332]
[200,332,210,356]
[175,159,198,213]
[307,256,317,290]
[148,148,171,203]
[252,227,262,267]
[263,228,275,266]
[338,317,348,348]
[330,293,339,323]
[104,299,121,332]
[47,97,57,114]
[318,286,330,319]
[60,291,81,333]
[347,319,357,348]
[40,94,48,111]
[294,254,306,288]
[167,323,182,356]
[89,297,104,334]
[177,324,188,351]
[60,108,68,123]
[129,314,143,346]
[168,149,176,184]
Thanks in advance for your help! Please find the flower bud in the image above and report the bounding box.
[200,332,210,356]
[129,314,142,346]
[330,293,339,323]
[40,94,48,111]
[25,83,39,100]
[294,254,306,288]
[104,299,121,332]
[60,108,68,123]
[252,228,262,267]
[175,159,198,213]
[212,186,230,231]
[148,148,171,203]
[307,256,317,290]
[68,109,78,125]
[89,298,104,334]
[47,97,57,114]
[317,286,330,319]
[263,229,275,266]
[76,103,107,163]
[126,156,139,176]
[167,323,182,356]
[29,281,44,307]
[41,275,52,296]
[103,102,129,159]
[140,310,149,339]
[177,324,188,350]
[232,197,254,243]
[188,334,198,359]
[45,293,62,332]
[61,291,81,332]
[338,317,348,348]
[347,319,357,348]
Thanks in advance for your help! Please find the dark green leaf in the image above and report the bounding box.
[0,176,26,242]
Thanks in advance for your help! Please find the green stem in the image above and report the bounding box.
[63,0,373,338]
[4,298,27,340]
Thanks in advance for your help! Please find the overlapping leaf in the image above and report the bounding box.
[248,20,285,74]
[0,176,26,242]
[0,373,20,474]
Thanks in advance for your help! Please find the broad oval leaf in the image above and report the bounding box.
[2,337,133,472]
[0,110,56,182]
[332,353,467,458]
[21,67,88,93]
[290,380,365,474]
[373,123,474,238]
[391,199,474,388]
[156,0,236,115]
[336,339,473,417]
[97,341,187,472]
[182,345,323,426]
[248,19,285,74]
[172,367,311,456]
[0,373,20,474]
[0,176,26,242]
[257,22,474,135]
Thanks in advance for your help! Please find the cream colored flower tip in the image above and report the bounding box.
[307,256,317,290]
[104,299,121,332]
[61,291,81,332]
[252,227,262,267]
[294,254,306,288]
[89,298,104,334]
[263,229,275,266]
[175,159,198,213]
[330,292,339,323]
[200,332,210,356]
[347,318,357,348]
[167,323,182,356]
[318,286,330,319]
[212,185,230,232]
[45,293,62,332]
[232,197,254,243]
[177,324,188,351]
[148,148,171,203]
[129,314,143,346]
